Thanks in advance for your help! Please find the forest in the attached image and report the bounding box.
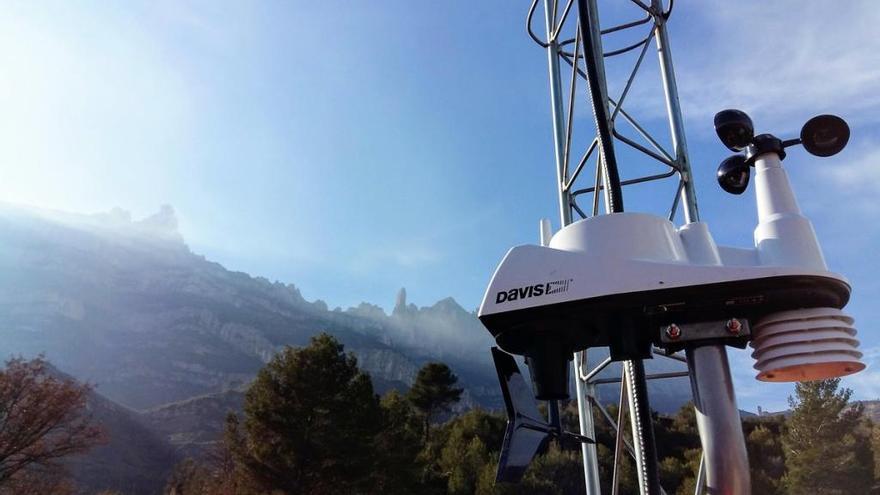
[0,334,877,494]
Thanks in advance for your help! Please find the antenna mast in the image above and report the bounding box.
[532,0,749,492]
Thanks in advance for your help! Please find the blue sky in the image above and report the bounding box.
[0,1,878,411]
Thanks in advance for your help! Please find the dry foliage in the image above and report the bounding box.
[0,357,105,490]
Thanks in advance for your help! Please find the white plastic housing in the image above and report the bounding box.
[750,308,863,381]
[479,152,862,383]
[479,213,846,319]
[747,152,862,381]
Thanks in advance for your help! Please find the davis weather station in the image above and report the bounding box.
[477,1,863,494]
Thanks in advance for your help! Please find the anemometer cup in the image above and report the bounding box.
[800,114,850,157]
[713,111,850,195]
[714,109,754,151]
[716,155,750,194]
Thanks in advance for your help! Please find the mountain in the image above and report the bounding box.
[0,203,500,413]
[38,365,179,495]
[141,389,245,459]
[752,400,880,421]
[858,400,880,422]
[70,389,177,494]
[0,203,694,463]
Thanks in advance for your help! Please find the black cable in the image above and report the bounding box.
[624,360,662,494]
[664,0,674,19]
[526,0,550,47]
[575,0,624,213]
[574,3,661,491]
[604,35,651,58]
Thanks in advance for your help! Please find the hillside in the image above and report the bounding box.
[0,203,500,412]
[70,388,178,494]
[0,203,695,462]
[858,400,880,422]
[38,366,179,495]
[141,389,245,459]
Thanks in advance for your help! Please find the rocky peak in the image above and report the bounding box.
[395,287,407,312]
[391,287,419,318]
[132,205,183,243]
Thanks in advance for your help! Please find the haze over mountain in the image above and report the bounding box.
[0,202,500,411]
[0,202,695,476]
[31,363,177,494]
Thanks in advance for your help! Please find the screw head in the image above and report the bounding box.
[665,324,682,340]
[726,318,743,335]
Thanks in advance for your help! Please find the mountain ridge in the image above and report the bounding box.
[0,203,499,412]
[0,203,694,466]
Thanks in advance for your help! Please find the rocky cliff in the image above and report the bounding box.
[0,203,499,413]
[0,203,694,467]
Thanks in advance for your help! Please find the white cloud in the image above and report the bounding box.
[824,145,880,190]
[796,136,880,219]
[675,1,880,133]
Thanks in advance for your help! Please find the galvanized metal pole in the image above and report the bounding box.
[686,346,750,494]
[544,0,572,228]
[651,4,750,492]
[542,2,601,493]
[575,355,603,494]
[651,3,698,224]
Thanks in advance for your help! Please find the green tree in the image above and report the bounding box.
[656,403,702,493]
[239,333,384,494]
[519,443,586,494]
[873,423,880,481]
[436,409,506,495]
[408,362,463,441]
[408,408,506,494]
[427,406,588,495]
[374,390,424,493]
[164,413,262,495]
[782,379,874,494]
[743,420,785,495]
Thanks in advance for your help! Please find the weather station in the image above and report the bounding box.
[478,1,864,494]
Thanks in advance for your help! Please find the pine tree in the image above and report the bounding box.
[519,443,586,494]
[744,423,784,495]
[435,409,506,495]
[373,390,424,493]
[782,379,874,494]
[408,362,463,441]
[239,333,384,494]
[872,423,880,481]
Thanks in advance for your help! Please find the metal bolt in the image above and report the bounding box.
[665,323,682,340]
[726,318,742,335]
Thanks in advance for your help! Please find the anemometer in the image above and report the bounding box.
[477,1,862,494]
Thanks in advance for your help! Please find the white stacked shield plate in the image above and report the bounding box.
[750,307,864,382]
